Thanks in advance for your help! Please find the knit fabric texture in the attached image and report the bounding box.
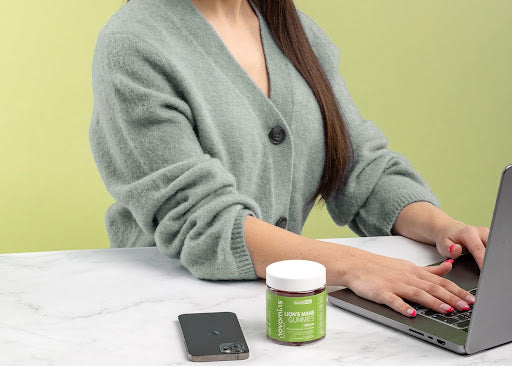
[89,0,440,280]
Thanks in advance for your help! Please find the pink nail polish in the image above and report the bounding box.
[444,259,454,264]
[407,308,416,317]
[440,303,454,312]
[465,294,476,304]
[449,244,455,253]
[456,300,470,310]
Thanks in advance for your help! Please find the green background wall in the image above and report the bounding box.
[0,0,510,254]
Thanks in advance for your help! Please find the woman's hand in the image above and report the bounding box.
[343,250,476,317]
[435,220,489,269]
[244,214,477,318]
[392,202,490,269]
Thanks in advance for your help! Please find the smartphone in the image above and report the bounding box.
[178,312,249,361]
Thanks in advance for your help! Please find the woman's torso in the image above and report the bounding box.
[93,0,327,245]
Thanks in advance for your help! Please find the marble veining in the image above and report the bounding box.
[1,236,510,365]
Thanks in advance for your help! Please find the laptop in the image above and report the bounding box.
[329,164,512,354]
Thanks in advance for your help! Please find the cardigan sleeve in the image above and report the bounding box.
[298,12,441,236]
[89,31,261,280]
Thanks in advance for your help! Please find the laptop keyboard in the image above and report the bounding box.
[413,288,477,332]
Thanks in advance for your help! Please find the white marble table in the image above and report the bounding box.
[1,236,510,365]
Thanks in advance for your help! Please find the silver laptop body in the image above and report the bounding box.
[328,165,512,354]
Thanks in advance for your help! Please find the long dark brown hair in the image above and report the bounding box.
[124,0,353,204]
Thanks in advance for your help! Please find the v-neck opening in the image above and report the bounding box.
[187,0,272,101]
[173,0,294,128]
[249,0,271,100]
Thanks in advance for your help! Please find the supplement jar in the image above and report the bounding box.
[265,260,326,345]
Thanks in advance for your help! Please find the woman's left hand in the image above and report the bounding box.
[435,221,489,269]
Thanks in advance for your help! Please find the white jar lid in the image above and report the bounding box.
[266,260,326,292]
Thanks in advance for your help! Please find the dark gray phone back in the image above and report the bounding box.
[178,312,249,361]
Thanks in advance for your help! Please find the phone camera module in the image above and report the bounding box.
[219,342,246,354]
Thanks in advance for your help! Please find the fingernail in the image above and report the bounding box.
[440,303,454,312]
[407,308,416,317]
[444,259,454,264]
[457,300,470,310]
[465,294,476,304]
[449,244,455,253]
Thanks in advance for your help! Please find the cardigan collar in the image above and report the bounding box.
[170,0,294,128]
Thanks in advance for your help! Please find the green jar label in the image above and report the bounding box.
[266,290,326,342]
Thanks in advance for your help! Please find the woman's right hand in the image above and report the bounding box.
[341,250,476,317]
[244,215,475,317]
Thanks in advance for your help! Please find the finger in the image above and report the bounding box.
[398,285,456,314]
[379,292,417,317]
[416,278,472,311]
[459,228,486,269]
[478,226,490,247]
[439,238,463,258]
[448,242,464,257]
[424,260,453,277]
[420,268,476,306]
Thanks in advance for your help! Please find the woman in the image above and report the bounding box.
[89,0,488,317]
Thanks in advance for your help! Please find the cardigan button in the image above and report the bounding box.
[268,127,285,144]
[275,217,287,229]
